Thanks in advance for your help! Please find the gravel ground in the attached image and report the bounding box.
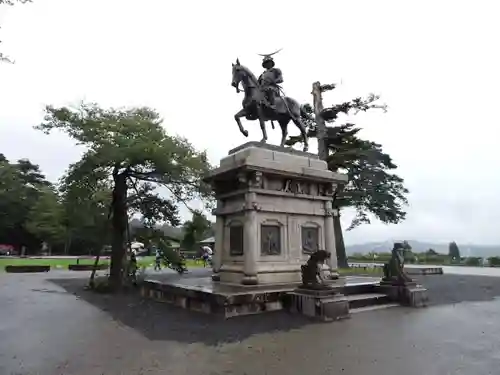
[414,274,500,305]
[3,271,500,375]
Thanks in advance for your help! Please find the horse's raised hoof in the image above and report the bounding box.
[303,145,309,152]
[242,130,249,137]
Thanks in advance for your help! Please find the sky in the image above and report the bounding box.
[0,0,499,245]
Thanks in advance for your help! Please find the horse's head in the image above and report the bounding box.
[231,58,244,91]
[231,58,257,92]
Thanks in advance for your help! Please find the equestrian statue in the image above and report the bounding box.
[231,49,310,151]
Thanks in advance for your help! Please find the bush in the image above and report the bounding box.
[414,254,450,265]
[488,257,500,267]
[464,257,482,266]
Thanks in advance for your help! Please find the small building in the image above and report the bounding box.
[199,236,215,249]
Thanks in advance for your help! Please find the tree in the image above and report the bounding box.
[36,102,213,290]
[132,226,168,251]
[465,257,481,267]
[59,170,112,255]
[426,248,438,255]
[0,157,25,242]
[0,0,32,63]
[448,241,460,261]
[0,155,53,251]
[181,211,213,252]
[288,89,408,268]
[25,186,65,253]
[488,256,500,267]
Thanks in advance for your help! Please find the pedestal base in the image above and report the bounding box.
[377,281,429,308]
[205,142,348,290]
[287,287,350,321]
[241,275,258,285]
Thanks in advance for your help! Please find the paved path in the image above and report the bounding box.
[1,271,500,375]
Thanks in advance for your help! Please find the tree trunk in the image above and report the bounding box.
[333,210,349,268]
[63,232,72,255]
[108,172,128,290]
[312,81,328,161]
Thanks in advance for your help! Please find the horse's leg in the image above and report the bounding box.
[234,109,249,137]
[257,106,267,143]
[292,116,309,152]
[279,118,290,147]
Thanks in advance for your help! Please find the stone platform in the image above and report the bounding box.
[141,274,384,319]
[376,281,429,308]
[287,287,350,321]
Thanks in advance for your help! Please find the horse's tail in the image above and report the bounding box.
[300,104,314,122]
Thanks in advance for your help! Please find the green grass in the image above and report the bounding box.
[2,257,383,274]
[0,255,203,271]
[0,257,108,270]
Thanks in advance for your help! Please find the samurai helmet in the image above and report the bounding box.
[262,56,275,68]
[258,48,282,68]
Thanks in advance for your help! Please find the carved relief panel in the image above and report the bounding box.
[281,179,310,195]
[260,224,281,256]
[301,226,319,254]
[265,176,313,195]
[228,221,244,256]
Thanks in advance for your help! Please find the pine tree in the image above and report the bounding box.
[288,87,408,267]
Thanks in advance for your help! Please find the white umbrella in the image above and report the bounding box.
[202,246,213,255]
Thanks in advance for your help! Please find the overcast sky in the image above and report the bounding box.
[0,0,499,245]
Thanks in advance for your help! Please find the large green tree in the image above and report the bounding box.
[0,155,53,251]
[24,186,65,253]
[0,156,25,243]
[58,170,112,255]
[181,211,213,252]
[131,226,168,251]
[289,87,409,268]
[36,102,213,289]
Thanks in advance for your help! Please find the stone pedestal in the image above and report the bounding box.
[204,142,348,285]
[287,288,350,321]
[377,281,429,308]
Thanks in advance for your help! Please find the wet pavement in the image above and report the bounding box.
[1,271,500,375]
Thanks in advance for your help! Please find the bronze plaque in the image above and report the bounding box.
[261,225,281,256]
[229,225,244,256]
[302,226,319,254]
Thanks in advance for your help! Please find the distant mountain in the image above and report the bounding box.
[346,240,500,258]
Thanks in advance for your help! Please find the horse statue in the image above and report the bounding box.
[231,59,310,152]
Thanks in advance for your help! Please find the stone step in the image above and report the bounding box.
[341,283,379,296]
[350,303,400,314]
[347,293,391,309]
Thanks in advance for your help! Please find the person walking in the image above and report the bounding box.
[154,248,162,271]
[201,246,212,268]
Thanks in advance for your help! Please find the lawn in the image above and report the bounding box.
[0,256,382,276]
[0,256,202,271]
